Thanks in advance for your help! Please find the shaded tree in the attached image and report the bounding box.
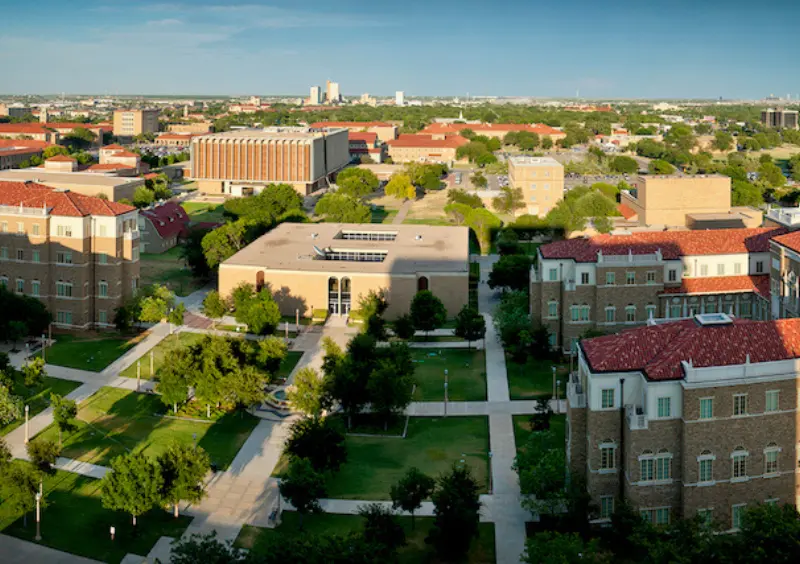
[22,357,46,388]
[428,464,482,560]
[27,439,60,475]
[286,367,326,418]
[278,458,326,530]
[358,503,406,557]
[158,442,210,518]
[465,208,502,255]
[489,254,534,292]
[492,186,525,216]
[202,290,227,327]
[392,314,415,340]
[314,193,372,222]
[336,167,380,199]
[609,155,638,174]
[454,305,486,349]
[0,383,23,425]
[51,393,78,446]
[390,467,435,530]
[284,416,347,473]
[409,290,447,338]
[101,452,163,526]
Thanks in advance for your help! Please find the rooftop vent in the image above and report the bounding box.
[695,313,733,326]
[415,234,423,241]
[311,233,319,239]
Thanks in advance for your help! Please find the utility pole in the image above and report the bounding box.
[444,369,449,417]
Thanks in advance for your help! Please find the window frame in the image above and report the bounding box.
[600,389,615,409]
[699,397,714,420]
[765,390,779,413]
[657,397,671,418]
[733,394,748,417]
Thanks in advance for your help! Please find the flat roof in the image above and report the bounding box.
[222,222,470,274]
[197,127,348,142]
[508,156,562,167]
[0,169,144,187]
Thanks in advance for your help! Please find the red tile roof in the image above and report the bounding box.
[86,163,135,172]
[157,133,197,140]
[0,181,134,217]
[581,318,800,381]
[102,144,126,151]
[387,134,469,149]
[771,230,800,254]
[661,275,770,297]
[46,155,76,162]
[348,131,378,144]
[107,150,139,158]
[0,147,43,157]
[0,123,50,134]
[311,121,392,128]
[421,122,565,137]
[617,203,637,220]
[0,139,51,150]
[539,228,785,262]
[44,123,105,131]
[140,202,190,239]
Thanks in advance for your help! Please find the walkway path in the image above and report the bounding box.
[391,199,413,224]
[0,535,102,564]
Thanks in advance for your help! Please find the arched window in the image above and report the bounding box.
[341,277,352,314]
[417,276,429,292]
[256,271,265,291]
[328,277,340,315]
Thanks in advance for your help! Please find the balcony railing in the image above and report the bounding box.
[567,372,586,408]
[0,204,49,217]
[625,404,648,430]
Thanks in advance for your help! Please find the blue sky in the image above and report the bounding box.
[1,0,799,98]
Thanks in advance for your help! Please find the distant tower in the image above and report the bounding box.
[310,85,321,105]
[395,91,405,106]
[183,105,189,118]
[39,107,48,123]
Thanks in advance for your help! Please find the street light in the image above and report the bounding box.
[34,492,42,541]
[488,451,494,494]
[41,333,46,363]
[556,380,561,413]
[444,369,449,418]
[24,404,29,444]
[551,366,557,400]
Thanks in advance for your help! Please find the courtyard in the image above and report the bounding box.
[411,349,487,402]
[35,332,141,372]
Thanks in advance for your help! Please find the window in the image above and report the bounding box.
[740,301,752,317]
[99,281,108,298]
[699,458,713,483]
[656,454,672,480]
[605,306,616,323]
[668,269,677,282]
[717,264,725,275]
[99,253,108,265]
[570,305,580,322]
[600,443,616,470]
[56,281,73,298]
[16,222,24,234]
[547,301,558,318]
[645,304,657,319]
[0,247,7,260]
[625,305,636,322]
[56,252,73,265]
[765,390,779,413]
[697,509,713,526]
[765,447,779,475]
[605,272,615,285]
[732,448,748,479]
[16,249,23,261]
[32,250,40,263]
[99,310,107,324]
[704,302,717,314]
[601,389,615,409]
[56,225,73,237]
[15,279,23,293]
[734,263,742,274]
[548,268,558,281]
[700,264,709,276]
[626,271,635,285]
[417,276,429,292]
[32,224,40,236]
[641,508,670,525]
[657,397,671,418]
[669,304,682,318]
[579,305,590,321]
[732,504,746,530]
[580,272,590,285]
[600,496,614,519]
[56,311,73,325]
[31,280,40,297]
[699,397,714,420]
[756,261,764,274]
[640,457,655,481]
[640,451,671,482]
[646,271,656,284]
[733,394,748,416]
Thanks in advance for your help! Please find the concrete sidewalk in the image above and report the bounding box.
[0,535,102,564]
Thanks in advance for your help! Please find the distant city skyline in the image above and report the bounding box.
[2,0,799,99]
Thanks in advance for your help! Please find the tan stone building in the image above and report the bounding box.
[0,169,144,202]
[508,156,564,217]
[420,122,566,142]
[219,223,469,319]
[190,127,350,196]
[385,134,468,164]
[113,109,160,137]
[155,133,199,147]
[167,121,213,134]
[0,140,49,170]
[567,314,800,529]
[310,121,398,142]
[0,180,139,328]
[531,228,782,351]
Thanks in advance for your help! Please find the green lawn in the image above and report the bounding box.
[0,465,192,563]
[119,332,205,380]
[35,333,139,372]
[235,513,496,564]
[181,202,226,223]
[506,356,568,400]
[513,414,566,456]
[31,387,259,470]
[140,251,205,297]
[139,245,184,262]
[325,416,490,500]
[371,205,398,224]
[0,376,82,436]
[412,350,486,402]
[402,218,454,226]
[277,351,304,381]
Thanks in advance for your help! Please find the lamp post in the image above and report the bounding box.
[41,333,46,363]
[110,526,115,541]
[444,369,449,418]
[150,350,154,377]
[556,380,561,413]
[488,451,494,494]
[137,360,141,392]
[34,491,42,541]
[552,366,557,400]
[24,404,29,444]
[295,308,300,331]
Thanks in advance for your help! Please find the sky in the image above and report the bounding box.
[1,0,799,99]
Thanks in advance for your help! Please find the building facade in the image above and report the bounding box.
[531,228,781,351]
[0,180,139,329]
[761,108,799,130]
[189,127,350,195]
[309,122,398,142]
[113,109,160,137]
[137,202,189,254]
[508,156,564,217]
[567,314,800,529]
[219,223,469,319]
[385,134,468,164]
[0,168,144,202]
[420,122,566,142]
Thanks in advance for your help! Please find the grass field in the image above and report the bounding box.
[411,349,486,402]
[235,513,496,564]
[119,332,205,380]
[506,357,568,400]
[35,333,139,372]
[31,387,259,469]
[401,218,454,226]
[139,246,205,297]
[371,205,398,224]
[181,201,226,223]
[0,376,82,436]
[277,351,303,381]
[512,413,566,456]
[325,416,490,500]
[0,465,191,563]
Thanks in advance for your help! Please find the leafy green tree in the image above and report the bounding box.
[137,284,176,323]
[738,503,800,564]
[466,208,502,254]
[202,290,227,326]
[132,186,156,208]
[0,383,23,425]
[170,532,247,564]
[358,503,407,557]
[392,314,415,340]
[523,532,607,564]
[444,202,473,225]
[357,288,389,340]
[593,215,614,234]
[456,141,490,163]
[284,416,347,473]
[648,159,676,175]
[42,145,70,159]
[454,306,486,349]
[1,463,39,525]
[447,188,484,208]
[574,191,618,218]
[367,359,414,429]
[759,161,786,188]
[278,458,326,530]
[51,393,78,446]
[712,131,734,151]
[664,124,696,151]
[180,226,213,279]
[314,193,372,222]
[336,168,380,199]
[489,254,534,292]
[514,430,566,516]
[158,442,210,518]
[609,155,638,173]
[541,137,554,150]
[201,219,255,270]
[410,290,447,337]
[286,367,326,418]
[101,452,164,526]
[7,320,27,351]
[471,171,488,189]
[390,467,435,530]
[384,173,416,200]
[156,348,192,413]
[732,180,763,207]
[234,286,281,335]
[168,302,186,326]
[494,291,533,359]
[0,436,11,467]
[22,357,46,388]
[428,463,482,560]
[27,439,60,475]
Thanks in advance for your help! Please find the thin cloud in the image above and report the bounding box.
[146,18,183,27]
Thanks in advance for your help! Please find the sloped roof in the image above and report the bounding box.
[0,181,134,217]
[421,122,564,136]
[387,134,469,149]
[140,201,190,239]
[661,275,770,297]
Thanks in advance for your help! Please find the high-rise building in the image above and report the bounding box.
[113,109,160,137]
[508,156,564,217]
[309,86,321,106]
[395,91,405,106]
[760,108,799,129]
[326,80,341,103]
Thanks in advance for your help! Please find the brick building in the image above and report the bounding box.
[113,109,160,138]
[347,131,384,163]
[385,134,468,164]
[310,121,398,142]
[567,314,800,529]
[137,202,190,254]
[531,228,783,351]
[420,122,566,142]
[0,181,139,328]
[508,156,564,217]
[0,140,50,170]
